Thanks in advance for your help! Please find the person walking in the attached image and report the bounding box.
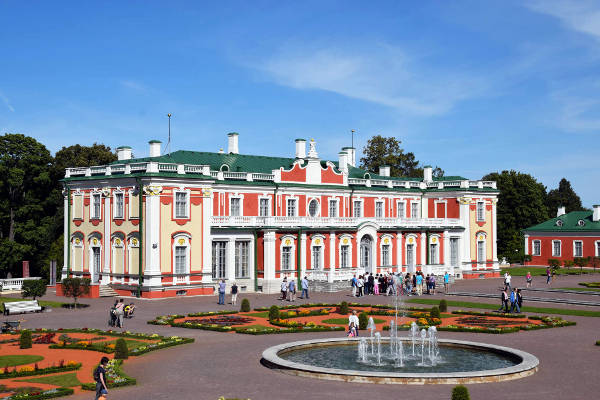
[114,299,125,328]
[415,273,423,296]
[430,274,436,295]
[300,276,309,299]
[498,289,509,313]
[510,288,520,313]
[357,275,364,297]
[526,272,532,288]
[517,288,523,310]
[348,310,360,337]
[504,272,512,291]
[351,274,357,297]
[218,279,226,305]
[444,271,450,293]
[546,267,552,285]
[93,356,109,400]
[288,278,296,302]
[373,275,380,295]
[230,282,238,306]
[280,277,288,301]
[368,273,375,295]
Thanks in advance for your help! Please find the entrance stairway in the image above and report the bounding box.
[99,285,119,297]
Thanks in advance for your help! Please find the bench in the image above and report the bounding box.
[3,300,43,315]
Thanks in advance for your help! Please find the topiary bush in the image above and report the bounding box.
[451,385,470,400]
[240,298,250,312]
[339,301,349,315]
[269,305,280,321]
[358,312,368,330]
[114,338,129,359]
[430,306,441,320]
[20,330,32,349]
[439,299,448,313]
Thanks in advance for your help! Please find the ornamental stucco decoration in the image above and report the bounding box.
[143,185,163,196]
[101,188,111,197]
[458,197,471,205]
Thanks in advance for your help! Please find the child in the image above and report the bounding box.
[348,321,357,337]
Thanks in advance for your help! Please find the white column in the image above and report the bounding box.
[101,193,111,284]
[145,190,162,286]
[396,232,402,273]
[524,234,530,256]
[420,232,426,270]
[62,193,69,279]
[328,231,335,282]
[492,200,499,262]
[263,230,276,293]
[202,189,213,283]
[443,230,450,272]
[227,238,236,281]
[300,232,307,278]
[459,199,471,272]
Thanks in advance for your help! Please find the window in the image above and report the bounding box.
[259,198,270,217]
[397,202,405,219]
[450,238,459,267]
[382,244,390,266]
[235,241,249,278]
[574,241,583,257]
[340,245,349,268]
[477,201,485,221]
[375,201,384,218]
[430,243,438,264]
[114,192,124,219]
[312,246,322,269]
[212,241,227,279]
[552,241,561,257]
[175,192,189,218]
[281,246,293,270]
[353,200,362,217]
[287,198,297,217]
[230,197,241,217]
[329,199,338,217]
[308,199,319,217]
[477,241,485,263]
[91,193,101,219]
[411,202,419,219]
[596,241,600,257]
[175,246,187,276]
[533,240,541,256]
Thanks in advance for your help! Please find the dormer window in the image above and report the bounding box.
[556,220,563,227]
[577,219,586,227]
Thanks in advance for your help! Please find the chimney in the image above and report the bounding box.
[218,148,224,154]
[338,151,348,172]
[423,165,433,182]
[379,165,390,177]
[593,205,600,222]
[295,139,306,159]
[116,146,132,161]
[227,132,239,154]
[149,140,162,157]
[557,206,566,217]
[343,147,356,166]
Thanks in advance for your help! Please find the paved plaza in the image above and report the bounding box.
[4,274,600,400]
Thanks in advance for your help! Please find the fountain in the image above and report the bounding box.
[262,273,539,384]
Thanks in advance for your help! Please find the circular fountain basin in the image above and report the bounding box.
[262,337,538,384]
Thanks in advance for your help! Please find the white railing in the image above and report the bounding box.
[130,162,148,172]
[211,216,462,229]
[223,172,247,180]
[90,166,106,175]
[111,165,125,173]
[252,173,274,181]
[0,277,42,291]
[184,165,205,174]
[210,171,219,178]
[158,163,178,172]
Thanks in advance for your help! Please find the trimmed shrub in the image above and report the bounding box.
[269,305,280,321]
[20,330,32,349]
[240,298,250,313]
[358,312,368,330]
[451,385,470,400]
[439,299,448,313]
[339,301,349,315]
[22,279,47,300]
[430,306,441,320]
[114,338,129,359]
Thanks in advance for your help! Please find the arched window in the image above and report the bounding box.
[310,235,325,269]
[111,233,125,283]
[280,235,296,272]
[71,233,84,273]
[338,235,353,269]
[380,235,394,267]
[429,235,440,265]
[127,235,140,279]
[88,233,102,284]
[360,235,373,272]
[308,199,319,217]
[476,232,486,264]
[173,234,191,284]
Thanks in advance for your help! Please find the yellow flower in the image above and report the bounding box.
[19,366,35,373]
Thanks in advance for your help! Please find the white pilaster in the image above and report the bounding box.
[328,231,335,283]
[524,234,529,256]
[420,232,426,270]
[144,190,162,286]
[443,230,450,272]
[102,193,111,284]
[62,193,68,279]
[263,230,276,288]
[202,189,213,283]
[459,198,471,272]
[227,238,235,281]
[300,232,307,278]
[492,201,498,262]
[396,232,402,273]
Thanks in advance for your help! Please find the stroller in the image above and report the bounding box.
[124,303,136,319]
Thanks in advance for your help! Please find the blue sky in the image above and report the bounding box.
[1,0,599,206]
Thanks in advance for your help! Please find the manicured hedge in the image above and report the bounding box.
[4,387,74,400]
[0,363,81,379]
[81,359,136,390]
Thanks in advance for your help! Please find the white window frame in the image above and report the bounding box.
[573,240,583,258]
[396,200,406,219]
[380,235,394,267]
[375,200,384,218]
[434,199,447,219]
[410,201,420,219]
[212,240,227,280]
[310,235,325,269]
[91,192,102,219]
[73,192,84,220]
[174,190,190,219]
[235,240,250,278]
[280,235,296,271]
[353,199,363,218]
[286,197,298,217]
[173,234,191,284]
[307,198,320,218]
[476,201,485,222]
[596,241,600,257]
[111,235,125,283]
[127,235,139,279]
[328,198,339,217]
[259,196,271,217]
[88,235,102,282]
[127,189,139,219]
[552,240,561,257]
[70,234,84,271]
[113,191,125,219]
[229,196,243,217]
[429,235,441,265]
[476,233,486,264]
[532,240,541,256]
[405,234,417,267]
[338,234,353,269]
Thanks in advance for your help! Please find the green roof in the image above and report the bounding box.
[524,211,600,232]
[148,140,162,143]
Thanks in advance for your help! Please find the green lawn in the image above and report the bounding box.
[405,298,600,317]
[244,311,269,318]
[107,339,151,350]
[19,372,81,387]
[501,267,600,277]
[560,287,600,292]
[0,297,70,313]
[321,317,386,325]
[238,324,273,331]
[0,355,44,368]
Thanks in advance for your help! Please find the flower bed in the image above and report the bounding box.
[81,359,135,391]
[0,387,74,400]
[0,362,81,379]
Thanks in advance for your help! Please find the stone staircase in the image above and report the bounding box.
[310,280,351,293]
[99,285,119,297]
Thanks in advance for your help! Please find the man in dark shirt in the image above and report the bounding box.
[94,356,109,400]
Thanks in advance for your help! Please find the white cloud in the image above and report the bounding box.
[0,91,15,112]
[254,44,486,116]
[120,80,148,92]
[527,0,600,40]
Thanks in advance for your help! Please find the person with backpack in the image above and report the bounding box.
[93,356,109,400]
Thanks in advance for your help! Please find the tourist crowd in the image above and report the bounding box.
[349,271,451,298]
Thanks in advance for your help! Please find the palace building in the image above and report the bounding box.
[60,133,500,298]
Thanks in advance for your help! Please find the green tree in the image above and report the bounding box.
[0,134,54,278]
[21,279,47,300]
[240,298,250,312]
[61,277,91,306]
[451,385,470,400]
[20,330,32,349]
[359,135,443,178]
[546,178,585,215]
[114,338,129,359]
[482,170,549,262]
